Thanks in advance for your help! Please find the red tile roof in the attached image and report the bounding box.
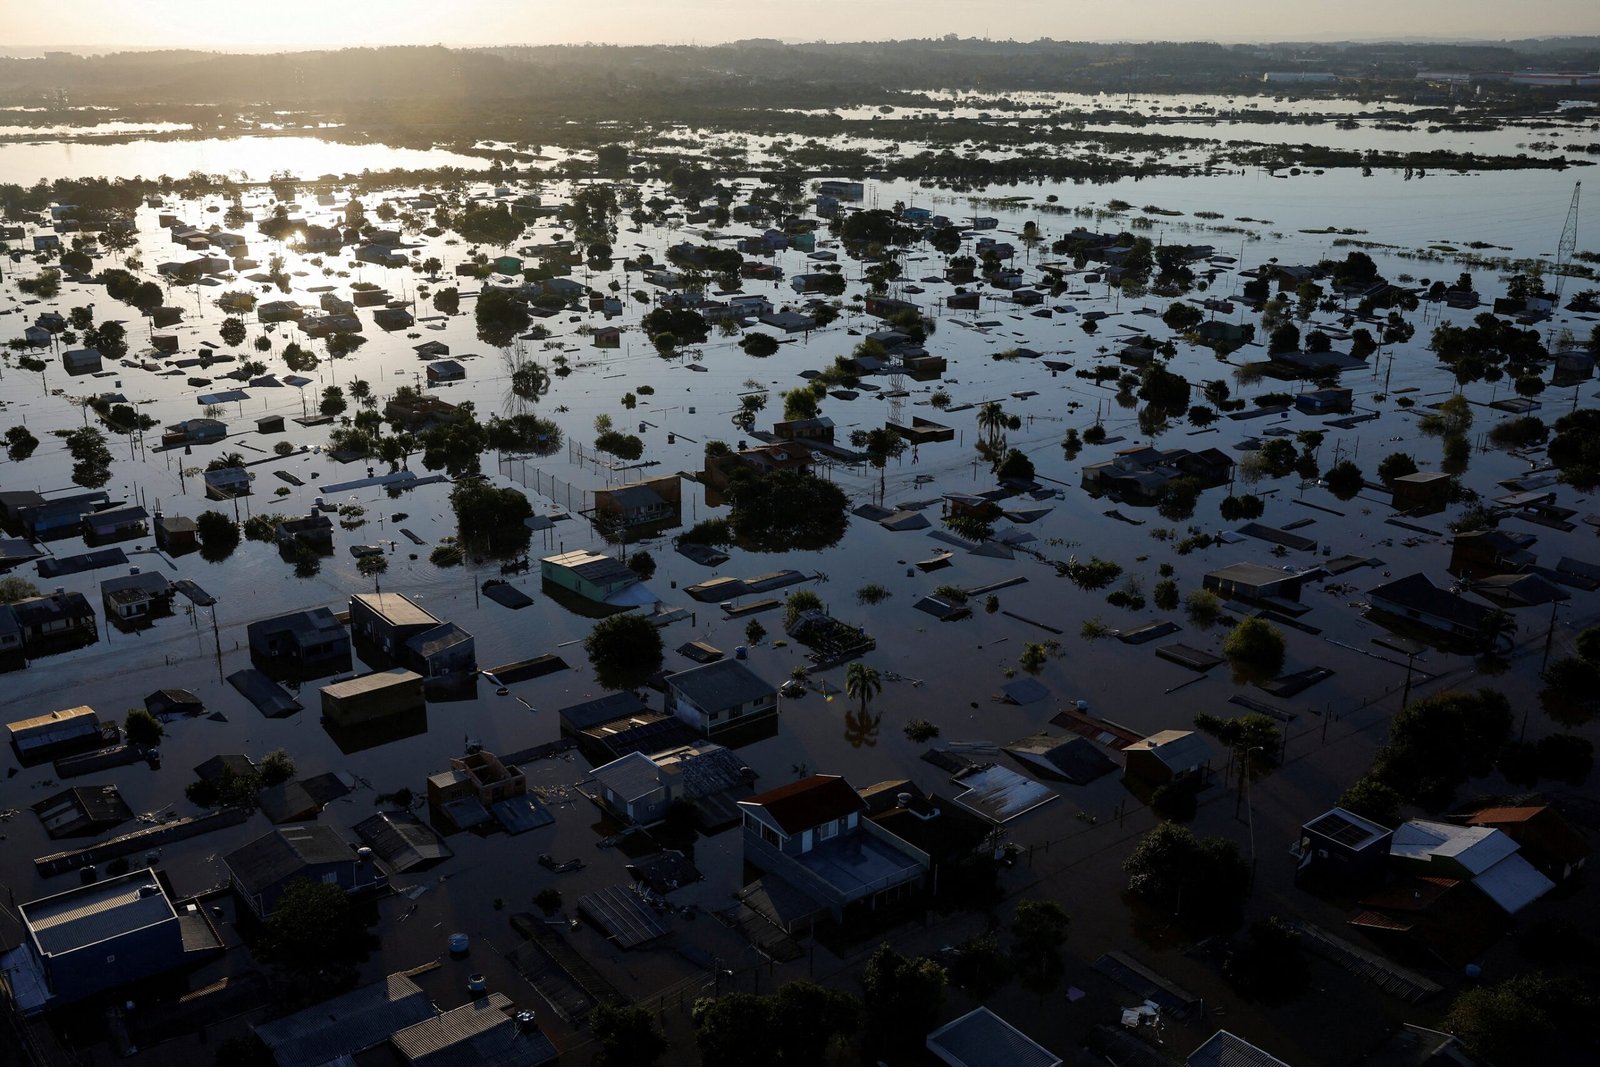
[743,774,865,835]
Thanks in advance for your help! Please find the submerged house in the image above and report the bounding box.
[9,868,222,1013]
[1367,573,1497,642]
[540,549,650,607]
[592,476,682,529]
[589,741,748,825]
[348,592,441,663]
[224,826,387,919]
[100,568,175,625]
[738,774,928,928]
[665,659,778,738]
[10,592,97,654]
[274,510,335,552]
[247,607,351,677]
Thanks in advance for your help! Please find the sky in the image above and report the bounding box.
[1,0,1596,52]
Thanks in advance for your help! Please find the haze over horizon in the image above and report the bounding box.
[1,0,1596,53]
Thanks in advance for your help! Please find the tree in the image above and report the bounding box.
[694,982,860,1067]
[1223,917,1309,1005]
[85,320,127,361]
[1224,617,1286,683]
[123,708,163,747]
[627,550,656,580]
[741,333,779,357]
[448,480,531,558]
[849,426,907,502]
[1377,451,1419,485]
[845,662,881,716]
[320,386,347,416]
[1338,776,1400,826]
[1443,974,1593,1066]
[219,316,247,347]
[1324,459,1364,500]
[1268,322,1300,354]
[253,879,374,995]
[726,468,848,552]
[260,749,295,786]
[0,576,40,604]
[5,425,39,462]
[590,1003,667,1067]
[947,935,1013,1000]
[1548,409,1600,488]
[1010,900,1070,994]
[1019,642,1049,675]
[1124,822,1250,929]
[193,508,240,562]
[861,946,946,1063]
[745,618,767,646]
[1371,689,1512,810]
[585,613,664,691]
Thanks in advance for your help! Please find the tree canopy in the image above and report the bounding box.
[584,612,665,690]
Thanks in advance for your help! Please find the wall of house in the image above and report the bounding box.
[43,920,182,1003]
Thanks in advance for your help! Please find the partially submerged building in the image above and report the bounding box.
[665,659,778,738]
[6,869,222,1013]
[224,825,387,919]
[247,606,351,678]
[738,774,928,928]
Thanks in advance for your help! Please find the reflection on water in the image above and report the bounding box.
[0,135,491,184]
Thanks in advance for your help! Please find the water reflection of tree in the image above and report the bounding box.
[501,340,550,417]
[844,707,881,748]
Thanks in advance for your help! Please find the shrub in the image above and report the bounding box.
[904,719,940,743]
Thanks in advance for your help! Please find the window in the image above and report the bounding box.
[817,820,838,842]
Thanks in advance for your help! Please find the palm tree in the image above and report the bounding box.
[977,401,1009,453]
[845,661,882,717]
[1479,609,1517,654]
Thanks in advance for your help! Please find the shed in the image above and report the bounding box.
[255,414,285,434]
[354,811,453,873]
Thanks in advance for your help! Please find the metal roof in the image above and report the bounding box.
[1126,730,1213,772]
[390,993,510,1060]
[1186,1030,1293,1067]
[254,972,434,1067]
[559,692,648,732]
[8,705,99,748]
[224,825,356,896]
[590,751,663,803]
[22,869,176,957]
[741,774,866,836]
[927,1007,1062,1067]
[354,812,453,873]
[666,658,775,714]
[406,621,474,660]
[541,549,636,586]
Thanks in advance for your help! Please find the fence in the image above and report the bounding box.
[498,455,592,515]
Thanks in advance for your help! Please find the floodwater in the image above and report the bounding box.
[0,111,1597,1065]
[0,135,492,185]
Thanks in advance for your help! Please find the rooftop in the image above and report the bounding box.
[541,548,638,587]
[667,658,776,714]
[1304,807,1391,850]
[353,592,441,629]
[741,774,866,836]
[254,972,435,1067]
[224,824,356,895]
[926,1006,1062,1067]
[323,668,424,700]
[1187,1030,1293,1067]
[22,868,176,957]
